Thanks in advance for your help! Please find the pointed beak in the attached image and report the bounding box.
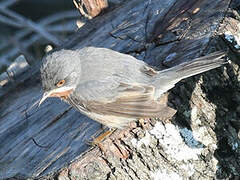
[39,91,53,107]
[38,86,74,107]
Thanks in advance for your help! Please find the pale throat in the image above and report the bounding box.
[50,89,73,100]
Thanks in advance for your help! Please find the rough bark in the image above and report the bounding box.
[1,0,239,179]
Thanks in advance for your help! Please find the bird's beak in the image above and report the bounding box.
[39,91,53,107]
[39,87,73,107]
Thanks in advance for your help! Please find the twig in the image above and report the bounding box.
[0,0,18,8]
[0,11,79,66]
[73,0,93,19]
[38,10,80,25]
[0,13,22,28]
[0,10,78,52]
[46,20,79,32]
[12,38,35,65]
[0,34,41,67]
[15,11,79,39]
[0,7,61,46]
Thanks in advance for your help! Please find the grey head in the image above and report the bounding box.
[39,49,81,105]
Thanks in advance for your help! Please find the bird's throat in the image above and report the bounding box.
[50,89,73,100]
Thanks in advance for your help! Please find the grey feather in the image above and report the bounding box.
[40,47,227,128]
[151,51,226,98]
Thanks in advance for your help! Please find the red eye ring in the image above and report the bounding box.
[56,79,65,87]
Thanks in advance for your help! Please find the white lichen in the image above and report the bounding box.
[150,169,182,180]
[191,106,198,121]
[131,131,151,149]
[224,31,240,49]
[150,122,203,161]
[179,164,195,177]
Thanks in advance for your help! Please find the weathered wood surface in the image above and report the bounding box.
[1,0,239,179]
[73,0,108,18]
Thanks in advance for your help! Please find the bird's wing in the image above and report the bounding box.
[70,79,168,119]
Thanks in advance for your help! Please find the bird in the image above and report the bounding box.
[40,47,226,129]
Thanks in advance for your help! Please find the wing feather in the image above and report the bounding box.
[70,82,168,119]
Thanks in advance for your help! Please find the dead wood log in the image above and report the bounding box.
[1,0,240,179]
[73,0,108,18]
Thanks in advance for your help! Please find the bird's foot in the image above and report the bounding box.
[86,128,116,146]
[138,118,149,128]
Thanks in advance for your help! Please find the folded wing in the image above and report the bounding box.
[69,80,169,120]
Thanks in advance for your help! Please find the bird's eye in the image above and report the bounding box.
[56,80,65,87]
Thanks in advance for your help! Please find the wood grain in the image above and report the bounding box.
[0,0,237,179]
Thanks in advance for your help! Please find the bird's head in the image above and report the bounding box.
[39,49,80,105]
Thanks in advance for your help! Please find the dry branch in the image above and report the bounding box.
[0,10,79,66]
[73,0,108,18]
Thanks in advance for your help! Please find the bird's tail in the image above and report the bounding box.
[152,51,227,97]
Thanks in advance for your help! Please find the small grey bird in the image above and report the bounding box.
[40,47,226,128]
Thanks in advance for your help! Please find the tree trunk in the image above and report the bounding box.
[1,0,239,179]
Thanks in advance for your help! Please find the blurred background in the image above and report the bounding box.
[0,0,79,74]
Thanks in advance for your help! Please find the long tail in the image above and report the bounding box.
[152,51,227,97]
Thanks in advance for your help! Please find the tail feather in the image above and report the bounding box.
[152,51,227,98]
[176,51,227,79]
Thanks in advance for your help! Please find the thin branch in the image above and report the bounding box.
[38,10,80,25]
[12,38,35,65]
[15,10,79,40]
[0,7,61,46]
[46,20,78,32]
[0,0,18,8]
[73,0,93,19]
[0,13,22,28]
[0,10,79,66]
[0,34,41,67]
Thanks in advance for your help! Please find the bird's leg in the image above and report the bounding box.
[86,127,116,146]
[92,128,116,145]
